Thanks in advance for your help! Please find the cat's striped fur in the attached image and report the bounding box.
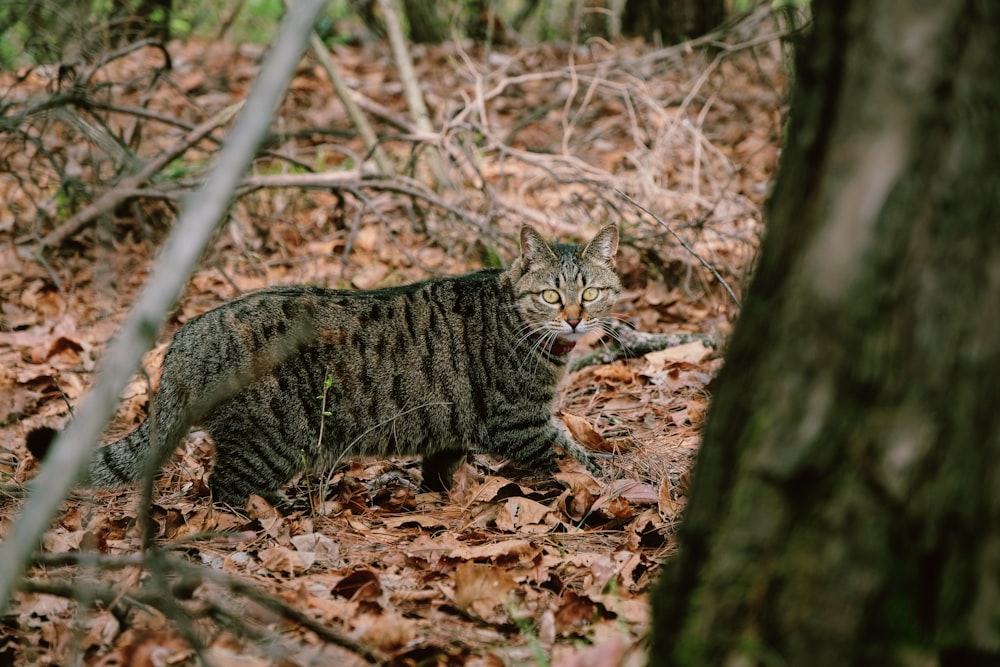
[82,224,620,507]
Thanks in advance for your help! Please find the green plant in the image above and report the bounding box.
[505,598,549,667]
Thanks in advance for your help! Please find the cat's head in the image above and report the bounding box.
[509,224,621,347]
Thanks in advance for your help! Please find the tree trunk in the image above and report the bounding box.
[400,0,446,43]
[621,0,724,44]
[650,1,1000,665]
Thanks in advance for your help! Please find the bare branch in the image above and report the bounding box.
[375,0,449,184]
[0,0,330,615]
[617,190,744,309]
[38,102,244,250]
[308,31,392,174]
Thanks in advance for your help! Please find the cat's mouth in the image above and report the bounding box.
[546,337,577,356]
[527,330,578,356]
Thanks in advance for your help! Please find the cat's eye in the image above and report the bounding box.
[541,289,561,304]
[581,287,599,301]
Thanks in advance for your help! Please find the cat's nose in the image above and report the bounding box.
[566,317,581,330]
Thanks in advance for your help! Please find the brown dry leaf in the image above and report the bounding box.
[331,568,383,602]
[355,610,415,652]
[407,532,463,566]
[118,630,192,667]
[555,471,601,521]
[643,362,713,393]
[590,494,634,522]
[602,394,644,411]
[258,546,315,575]
[643,341,712,365]
[658,476,685,520]
[449,461,482,501]
[290,532,341,565]
[591,363,634,386]
[20,280,65,320]
[352,224,381,252]
[626,509,668,551]
[554,590,600,636]
[351,263,390,290]
[304,594,359,625]
[551,634,631,667]
[559,412,612,453]
[606,479,658,505]
[494,497,555,532]
[464,475,537,504]
[451,561,517,620]
[383,513,450,530]
[41,529,86,553]
[82,611,120,653]
[246,495,284,537]
[449,538,539,564]
[201,647,270,667]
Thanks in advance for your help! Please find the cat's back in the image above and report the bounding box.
[164,269,513,372]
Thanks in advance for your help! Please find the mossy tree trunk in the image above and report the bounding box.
[400,0,446,43]
[650,1,1000,666]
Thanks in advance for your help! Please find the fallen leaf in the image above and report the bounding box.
[383,513,449,530]
[591,363,634,386]
[559,412,611,453]
[551,633,630,667]
[494,497,555,532]
[351,263,390,290]
[355,610,414,651]
[554,590,599,635]
[448,538,539,564]
[290,532,340,565]
[452,561,517,620]
[606,479,658,505]
[643,341,712,365]
[331,568,383,602]
[258,546,315,575]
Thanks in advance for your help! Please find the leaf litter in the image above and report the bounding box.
[0,19,787,666]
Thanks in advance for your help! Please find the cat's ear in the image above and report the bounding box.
[520,225,558,268]
[583,224,619,267]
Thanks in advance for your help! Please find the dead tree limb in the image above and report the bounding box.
[376,0,449,184]
[307,31,391,174]
[570,326,717,372]
[38,102,244,250]
[0,0,330,615]
[27,550,386,663]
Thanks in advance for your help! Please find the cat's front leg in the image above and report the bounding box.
[554,429,602,476]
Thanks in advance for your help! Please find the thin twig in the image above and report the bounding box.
[307,30,391,174]
[617,190,743,309]
[0,0,330,616]
[39,101,245,250]
[27,550,386,663]
[375,0,449,185]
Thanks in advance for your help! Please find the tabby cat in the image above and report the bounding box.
[39,224,620,507]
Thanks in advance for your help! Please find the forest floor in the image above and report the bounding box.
[0,15,787,667]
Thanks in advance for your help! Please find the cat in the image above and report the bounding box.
[30,224,621,507]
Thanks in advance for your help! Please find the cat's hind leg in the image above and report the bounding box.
[420,447,468,492]
[208,433,305,508]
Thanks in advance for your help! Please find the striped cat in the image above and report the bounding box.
[35,224,620,507]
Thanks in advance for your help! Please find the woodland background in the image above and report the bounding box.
[0,0,797,664]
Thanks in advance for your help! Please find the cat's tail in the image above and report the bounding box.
[26,412,183,488]
[85,418,154,486]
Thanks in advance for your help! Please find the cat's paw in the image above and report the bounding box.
[557,435,602,476]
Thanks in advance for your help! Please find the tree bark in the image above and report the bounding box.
[650,1,1000,665]
[400,0,446,43]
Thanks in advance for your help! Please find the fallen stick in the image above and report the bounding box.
[570,326,717,372]
[38,102,244,250]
